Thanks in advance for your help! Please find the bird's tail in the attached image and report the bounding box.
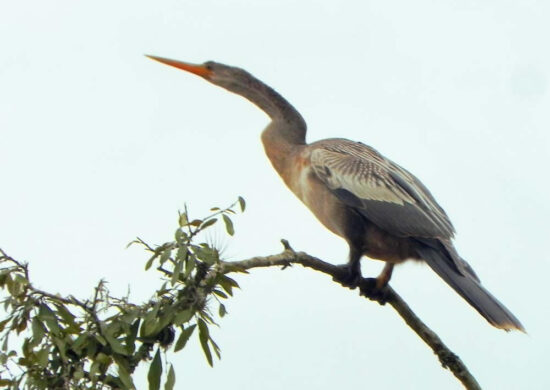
[416,246,525,332]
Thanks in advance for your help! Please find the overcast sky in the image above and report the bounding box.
[1,1,549,389]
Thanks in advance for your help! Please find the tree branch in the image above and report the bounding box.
[216,240,482,390]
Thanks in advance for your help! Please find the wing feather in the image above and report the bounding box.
[310,139,455,239]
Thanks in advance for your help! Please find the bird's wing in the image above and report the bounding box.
[310,140,455,239]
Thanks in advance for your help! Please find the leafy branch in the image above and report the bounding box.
[0,197,481,390]
[0,199,245,389]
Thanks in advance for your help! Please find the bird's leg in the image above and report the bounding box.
[333,248,362,288]
[360,263,394,305]
[376,263,394,289]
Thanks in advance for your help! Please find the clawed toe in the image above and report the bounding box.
[333,263,362,288]
[359,278,390,305]
[332,262,391,304]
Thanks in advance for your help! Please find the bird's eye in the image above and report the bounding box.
[204,61,215,70]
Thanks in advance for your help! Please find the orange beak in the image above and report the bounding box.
[145,55,212,78]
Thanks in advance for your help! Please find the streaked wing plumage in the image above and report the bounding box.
[310,139,455,239]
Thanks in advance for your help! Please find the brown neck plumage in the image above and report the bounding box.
[224,72,307,145]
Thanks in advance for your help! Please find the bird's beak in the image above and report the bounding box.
[145,55,212,78]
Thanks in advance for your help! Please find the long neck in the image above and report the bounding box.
[228,75,307,145]
[221,71,308,179]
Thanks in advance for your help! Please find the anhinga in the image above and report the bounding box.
[147,55,524,332]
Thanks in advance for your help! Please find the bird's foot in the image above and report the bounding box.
[359,278,390,305]
[333,263,362,289]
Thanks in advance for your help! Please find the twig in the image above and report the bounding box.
[215,240,482,390]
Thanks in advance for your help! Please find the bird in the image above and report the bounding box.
[146,54,524,332]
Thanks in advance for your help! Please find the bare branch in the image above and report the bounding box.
[215,241,482,390]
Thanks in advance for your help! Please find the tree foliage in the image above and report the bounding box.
[0,196,482,390]
[0,198,246,389]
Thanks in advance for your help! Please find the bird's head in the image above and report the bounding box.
[146,54,303,127]
[146,55,253,92]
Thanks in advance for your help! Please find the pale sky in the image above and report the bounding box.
[1,1,549,389]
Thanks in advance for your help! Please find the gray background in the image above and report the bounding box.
[1,1,548,389]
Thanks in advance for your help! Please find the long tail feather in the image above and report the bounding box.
[417,246,525,332]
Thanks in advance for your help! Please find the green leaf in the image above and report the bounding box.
[222,214,234,236]
[193,246,218,265]
[174,324,196,352]
[198,319,213,366]
[175,228,186,243]
[125,318,140,354]
[54,304,75,323]
[145,254,156,271]
[184,256,195,277]
[175,245,187,261]
[52,336,68,362]
[35,349,48,368]
[159,248,172,265]
[157,311,175,331]
[217,275,240,296]
[15,315,28,334]
[213,289,228,299]
[189,219,203,227]
[222,274,240,287]
[164,364,176,390]
[85,337,99,358]
[209,337,221,359]
[141,303,161,337]
[92,353,112,376]
[14,273,28,285]
[105,333,129,356]
[6,273,27,297]
[120,309,139,325]
[173,309,194,326]
[238,196,246,212]
[171,259,183,286]
[148,348,162,390]
[30,317,45,347]
[38,304,62,336]
[71,332,89,354]
[218,303,227,318]
[55,304,81,333]
[178,212,188,227]
[5,276,16,296]
[118,361,136,390]
[0,318,10,332]
[199,218,217,230]
[141,318,159,339]
[90,360,101,379]
[201,313,217,328]
[95,333,108,346]
[73,367,85,381]
[126,239,140,249]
